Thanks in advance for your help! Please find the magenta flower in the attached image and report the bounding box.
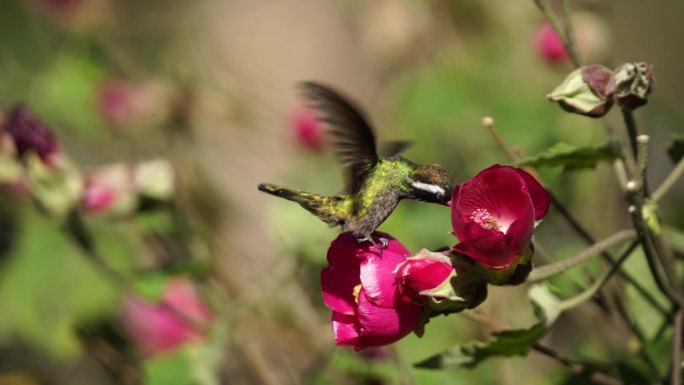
[290,106,325,152]
[534,22,568,65]
[450,165,550,269]
[395,255,454,303]
[121,278,213,357]
[3,106,61,164]
[321,232,425,351]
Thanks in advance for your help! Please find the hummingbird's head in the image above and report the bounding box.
[409,164,452,205]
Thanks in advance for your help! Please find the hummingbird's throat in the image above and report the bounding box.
[470,208,500,231]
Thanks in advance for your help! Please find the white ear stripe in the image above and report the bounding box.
[411,181,445,196]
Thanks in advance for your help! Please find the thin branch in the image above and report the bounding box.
[653,156,684,202]
[612,289,663,381]
[528,229,636,283]
[558,0,581,67]
[627,204,684,308]
[532,0,581,68]
[532,344,623,385]
[671,309,683,385]
[556,239,637,311]
[549,193,668,315]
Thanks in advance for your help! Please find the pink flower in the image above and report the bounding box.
[290,106,325,152]
[3,106,61,165]
[450,165,550,269]
[321,232,425,351]
[97,79,174,128]
[534,22,568,65]
[81,164,136,215]
[121,279,212,357]
[395,255,454,303]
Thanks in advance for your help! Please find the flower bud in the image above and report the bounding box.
[534,22,568,65]
[81,164,137,216]
[133,159,176,201]
[26,153,83,218]
[548,65,614,117]
[606,62,654,111]
[396,249,487,313]
[3,106,61,164]
[479,245,534,286]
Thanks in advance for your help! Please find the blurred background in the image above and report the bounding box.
[0,0,682,384]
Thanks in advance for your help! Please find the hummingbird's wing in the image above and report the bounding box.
[378,140,413,158]
[300,82,379,196]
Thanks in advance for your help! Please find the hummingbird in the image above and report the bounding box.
[258,82,452,249]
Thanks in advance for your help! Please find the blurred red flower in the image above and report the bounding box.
[121,278,213,357]
[534,22,568,65]
[290,106,325,152]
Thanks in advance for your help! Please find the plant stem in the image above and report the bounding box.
[671,309,683,385]
[556,239,637,311]
[613,291,663,381]
[621,109,640,159]
[549,193,668,315]
[627,204,684,308]
[528,229,636,282]
[532,0,581,68]
[653,156,684,202]
[532,344,623,385]
[65,210,131,288]
[559,0,580,67]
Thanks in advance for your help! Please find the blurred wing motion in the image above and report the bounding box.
[300,82,378,195]
[378,140,413,158]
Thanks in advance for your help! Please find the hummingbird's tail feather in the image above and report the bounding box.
[258,183,351,227]
[258,183,300,201]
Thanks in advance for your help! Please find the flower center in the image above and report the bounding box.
[353,284,362,304]
[470,208,500,230]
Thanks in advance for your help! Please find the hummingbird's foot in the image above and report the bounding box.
[358,236,389,252]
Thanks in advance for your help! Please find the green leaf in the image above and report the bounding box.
[667,133,684,163]
[0,210,119,358]
[415,285,560,370]
[515,141,622,171]
[145,350,194,385]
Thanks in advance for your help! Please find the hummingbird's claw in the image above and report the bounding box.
[358,236,388,253]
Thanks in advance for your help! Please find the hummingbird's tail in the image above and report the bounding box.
[258,183,301,202]
[258,183,349,227]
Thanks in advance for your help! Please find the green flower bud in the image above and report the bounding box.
[548,65,614,118]
[607,62,654,111]
[478,245,534,286]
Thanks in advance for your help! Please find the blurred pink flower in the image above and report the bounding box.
[81,164,135,215]
[534,22,568,65]
[321,232,424,351]
[290,106,325,152]
[97,80,174,128]
[450,165,550,269]
[121,279,212,357]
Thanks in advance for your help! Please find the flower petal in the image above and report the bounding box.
[354,290,423,350]
[513,168,551,220]
[332,312,360,347]
[360,248,408,307]
[321,238,362,314]
[453,222,521,269]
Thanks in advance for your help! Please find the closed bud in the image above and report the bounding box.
[4,106,61,164]
[548,65,614,118]
[396,249,487,313]
[607,62,654,111]
[478,245,534,286]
